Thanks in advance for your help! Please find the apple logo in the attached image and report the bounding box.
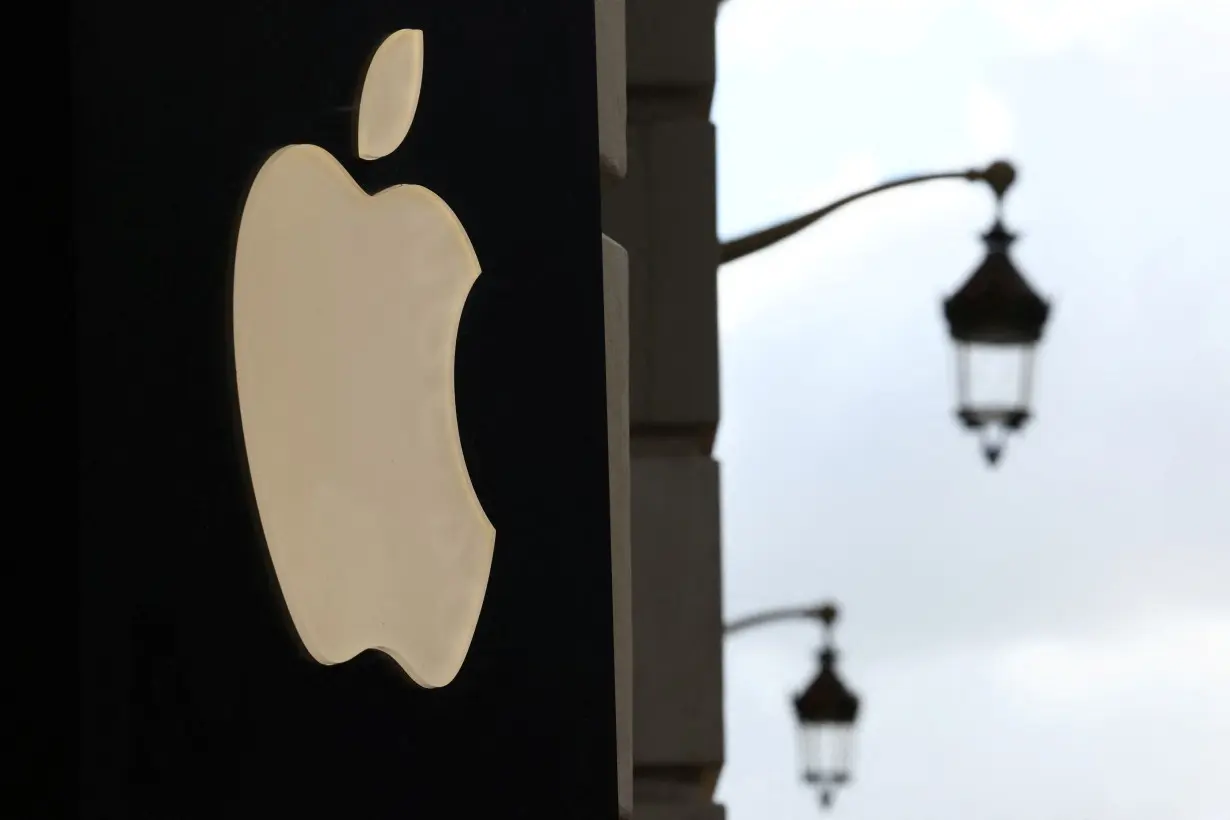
[231,29,495,689]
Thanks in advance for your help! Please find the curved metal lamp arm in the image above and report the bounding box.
[724,604,831,636]
[719,160,1016,266]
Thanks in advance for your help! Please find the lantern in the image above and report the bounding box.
[793,605,860,810]
[943,218,1051,465]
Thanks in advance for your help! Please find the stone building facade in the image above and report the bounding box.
[597,3,725,819]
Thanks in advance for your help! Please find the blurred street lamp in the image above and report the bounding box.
[943,194,1052,465]
[721,159,1053,466]
[793,604,859,810]
[725,601,861,811]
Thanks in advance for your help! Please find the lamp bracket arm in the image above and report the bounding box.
[720,160,1016,266]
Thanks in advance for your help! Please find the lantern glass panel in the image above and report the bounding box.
[954,341,1035,425]
[797,722,855,786]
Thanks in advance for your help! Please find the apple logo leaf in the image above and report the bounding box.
[232,28,494,690]
[357,28,425,161]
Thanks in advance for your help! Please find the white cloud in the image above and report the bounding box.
[966,82,1015,160]
[992,614,1230,707]
[718,0,965,71]
[981,0,1230,61]
[718,0,1230,75]
[984,0,1167,57]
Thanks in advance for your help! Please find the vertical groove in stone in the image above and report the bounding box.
[598,1,631,815]
[603,236,633,819]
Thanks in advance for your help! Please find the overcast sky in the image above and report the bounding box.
[711,2,1229,818]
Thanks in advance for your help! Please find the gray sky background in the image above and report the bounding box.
[711,2,1229,818]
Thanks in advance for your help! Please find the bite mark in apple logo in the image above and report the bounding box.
[232,29,495,689]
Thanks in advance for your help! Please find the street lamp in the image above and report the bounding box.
[942,164,1052,465]
[725,601,861,811]
[793,604,859,810]
[721,159,1053,466]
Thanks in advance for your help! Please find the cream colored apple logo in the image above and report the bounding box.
[232,29,494,688]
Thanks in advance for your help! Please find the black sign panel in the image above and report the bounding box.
[75,3,614,817]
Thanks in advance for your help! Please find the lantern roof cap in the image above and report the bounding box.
[794,647,860,725]
[944,219,1051,345]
